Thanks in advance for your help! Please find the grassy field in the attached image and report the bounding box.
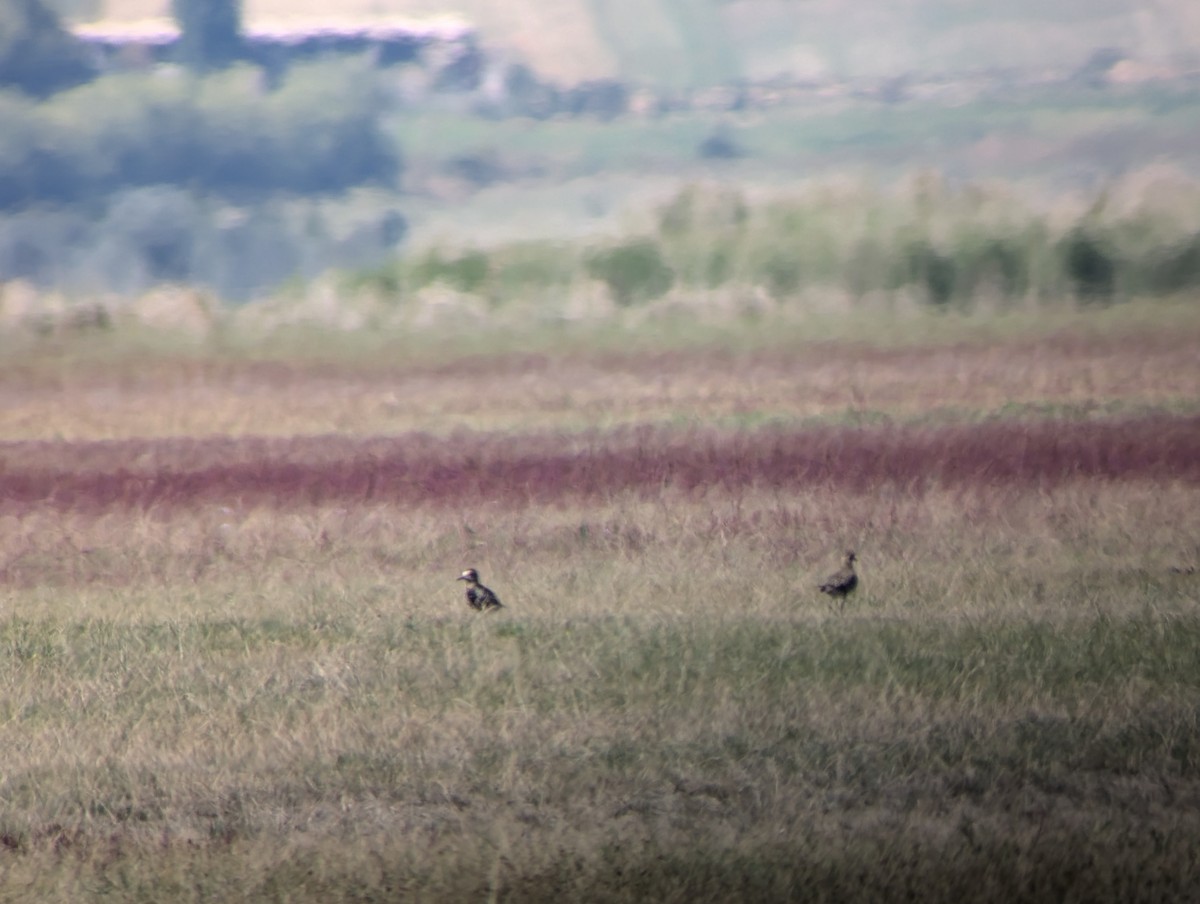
[0,304,1199,900]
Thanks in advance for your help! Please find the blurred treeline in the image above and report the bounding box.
[0,64,404,299]
[347,177,1200,314]
[3,0,1200,311]
[0,0,405,299]
[0,65,398,207]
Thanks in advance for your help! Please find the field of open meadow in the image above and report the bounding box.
[2,303,1200,901]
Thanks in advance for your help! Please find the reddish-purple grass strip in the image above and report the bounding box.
[1,415,1198,514]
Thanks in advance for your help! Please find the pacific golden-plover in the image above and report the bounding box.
[818,551,858,608]
[457,568,504,611]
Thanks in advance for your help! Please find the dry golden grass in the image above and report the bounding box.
[1,311,1199,900]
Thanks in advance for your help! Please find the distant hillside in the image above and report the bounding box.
[79,0,1200,87]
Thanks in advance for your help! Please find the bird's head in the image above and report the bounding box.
[845,551,857,565]
[458,569,479,583]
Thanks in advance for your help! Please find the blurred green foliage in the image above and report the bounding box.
[333,178,1200,313]
[412,249,491,294]
[586,238,676,306]
[0,60,400,209]
[643,180,1200,309]
[0,60,404,297]
[0,187,406,300]
[342,241,579,305]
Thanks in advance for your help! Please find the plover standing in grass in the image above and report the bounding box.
[818,551,858,609]
[457,568,504,611]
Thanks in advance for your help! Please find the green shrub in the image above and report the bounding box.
[340,263,402,298]
[951,233,1032,302]
[491,242,577,296]
[657,184,747,238]
[703,245,734,288]
[1059,227,1117,302]
[585,238,675,306]
[1146,233,1200,296]
[760,251,804,299]
[412,249,491,293]
[843,237,892,298]
[897,238,958,307]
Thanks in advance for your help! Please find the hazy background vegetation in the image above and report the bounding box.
[1,0,1198,309]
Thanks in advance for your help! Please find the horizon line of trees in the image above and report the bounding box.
[0,0,407,298]
[343,181,1200,312]
[1,0,400,211]
[0,61,401,210]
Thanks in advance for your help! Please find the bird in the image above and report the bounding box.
[457,568,504,611]
[818,551,858,608]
